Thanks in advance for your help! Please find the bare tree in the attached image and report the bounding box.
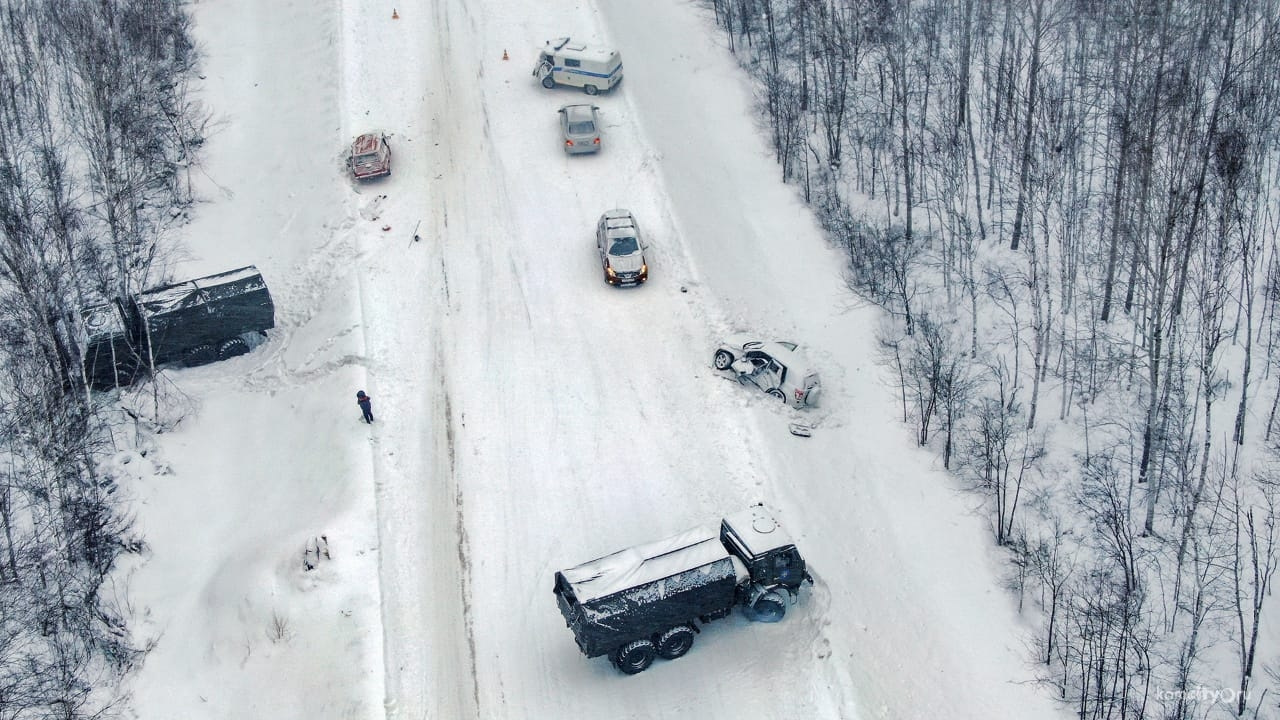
[1231,468,1280,716]
[962,358,1043,546]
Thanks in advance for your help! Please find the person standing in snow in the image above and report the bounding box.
[356,390,374,424]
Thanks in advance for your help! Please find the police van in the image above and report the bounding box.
[532,37,623,95]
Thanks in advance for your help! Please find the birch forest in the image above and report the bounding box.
[709,0,1280,715]
[0,0,202,715]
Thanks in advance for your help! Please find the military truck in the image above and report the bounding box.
[80,265,275,389]
[553,504,812,674]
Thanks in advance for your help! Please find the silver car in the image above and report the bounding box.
[595,209,649,286]
[713,335,821,407]
[559,104,601,154]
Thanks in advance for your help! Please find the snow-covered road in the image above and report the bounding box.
[121,0,1069,718]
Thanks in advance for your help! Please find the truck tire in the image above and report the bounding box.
[183,344,217,367]
[751,591,787,623]
[541,75,555,89]
[713,349,735,370]
[612,639,656,674]
[217,337,250,360]
[656,625,696,660]
[767,388,787,402]
[584,84,599,95]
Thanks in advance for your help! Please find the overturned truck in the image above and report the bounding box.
[553,504,812,674]
[80,266,275,389]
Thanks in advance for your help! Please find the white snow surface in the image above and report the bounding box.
[116,0,1072,718]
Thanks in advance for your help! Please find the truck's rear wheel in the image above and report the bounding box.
[183,344,217,367]
[612,639,656,674]
[656,625,696,660]
[541,75,555,89]
[751,591,787,623]
[217,337,250,360]
[713,350,735,370]
[767,388,787,402]
[584,84,599,95]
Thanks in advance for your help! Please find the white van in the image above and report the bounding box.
[532,37,623,95]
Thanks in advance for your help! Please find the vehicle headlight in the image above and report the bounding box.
[639,264,648,276]
[605,265,617,278]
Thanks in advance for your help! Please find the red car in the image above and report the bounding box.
[349,133,391,180]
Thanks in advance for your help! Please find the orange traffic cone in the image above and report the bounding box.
[502,49,509,61]
[392,8,399,19]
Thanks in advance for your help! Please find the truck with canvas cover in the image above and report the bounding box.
[80,266,275,389]
[553,504,812,674]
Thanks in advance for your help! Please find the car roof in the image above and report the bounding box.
[549,38,618,63]
[351,133,383,155]
[601,209,638,238]
[560,104,596,121]
[727,335,813,373]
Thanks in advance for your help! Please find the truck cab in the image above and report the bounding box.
[720,505,811,594]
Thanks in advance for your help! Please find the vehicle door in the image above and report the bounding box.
[377,135,390,165]
[768,548,804,586]
[596,217,608,262]
[738,350,771,389]
[760,358,786,392]
[533,51,553,79]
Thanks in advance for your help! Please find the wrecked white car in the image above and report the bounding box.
[713,335,821,407]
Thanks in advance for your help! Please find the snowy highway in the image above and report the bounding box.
[121,0,1069,718]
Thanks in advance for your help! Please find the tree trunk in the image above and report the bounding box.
[1009,0,1044,251]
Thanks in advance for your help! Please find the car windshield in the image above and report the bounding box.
[609,237,639,255]
[354,152,380,165]
[567,120,596,134]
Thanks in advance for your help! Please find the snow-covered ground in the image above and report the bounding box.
[119,0,1070,718]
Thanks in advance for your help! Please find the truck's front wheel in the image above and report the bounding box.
[612,639,656,674]
[750,591,787,623]
[656,625,696,660]
[217,337,250,360]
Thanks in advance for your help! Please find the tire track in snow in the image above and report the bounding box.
[371,0,487,715]
[441,377,482,714]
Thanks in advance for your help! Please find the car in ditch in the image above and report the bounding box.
[713,335,821,407]
[595,209,649,286]
[558,103,601,154]
[349,132,391,180]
